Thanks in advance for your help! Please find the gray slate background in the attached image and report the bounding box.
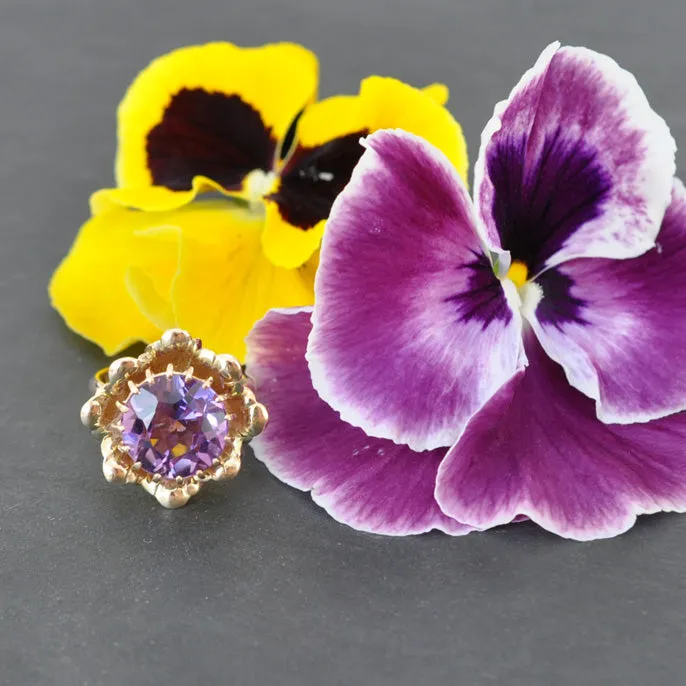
[2,0,686,684]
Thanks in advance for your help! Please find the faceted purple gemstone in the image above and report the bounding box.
[120,373,229,478]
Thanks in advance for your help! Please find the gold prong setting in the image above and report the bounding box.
[84,328,268,509]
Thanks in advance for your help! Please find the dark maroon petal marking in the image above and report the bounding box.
[278,109,304,161]
[147,88,276,191]
[487,128,612,274]
[268,130,368,230]
[445,251,512,329]
[535,268,588,329]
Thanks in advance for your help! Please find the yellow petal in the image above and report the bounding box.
[280,94,363,154]
[261,196,326,269]
[172,201,315,360]
[422,82,450,106]
[49,208,178,355]
[116,42,319,198]
[262,75,468,268]
[90,177,226,215]
[357,76,468,181]
[126,224,181,331]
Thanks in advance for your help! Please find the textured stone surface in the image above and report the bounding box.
[121,373,228,477]
[7,2,686,685]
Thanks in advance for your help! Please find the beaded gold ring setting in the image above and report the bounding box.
[80,329,267,508]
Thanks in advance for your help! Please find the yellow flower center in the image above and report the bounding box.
[506,260,529,289]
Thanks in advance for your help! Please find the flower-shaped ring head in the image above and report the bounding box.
[81,329,267,508]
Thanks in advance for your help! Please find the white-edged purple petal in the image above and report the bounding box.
[475,42,675,274]
[528,179,686,424]
[435,331,686,541]
[245,308,471,536]
[308,129,524,452]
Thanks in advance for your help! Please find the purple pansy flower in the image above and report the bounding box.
[246,43,686,540]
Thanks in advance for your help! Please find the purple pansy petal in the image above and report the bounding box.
[473,42,559,255]
[475,42,675,273]
[529,179,686,424]
[435,332,686,541]
[245,308,471,536]
[308,129,524,452]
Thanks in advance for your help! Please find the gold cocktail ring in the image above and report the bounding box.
[80,329,267,508]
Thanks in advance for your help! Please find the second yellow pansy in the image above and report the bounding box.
[50,42,469,360]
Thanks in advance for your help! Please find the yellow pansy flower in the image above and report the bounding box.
[50,42,468,359]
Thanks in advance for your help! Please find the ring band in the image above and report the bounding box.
[81,329,267,508]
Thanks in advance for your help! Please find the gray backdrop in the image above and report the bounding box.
[2,1,686,684]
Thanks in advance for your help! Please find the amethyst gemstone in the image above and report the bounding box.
[121,373,229,478]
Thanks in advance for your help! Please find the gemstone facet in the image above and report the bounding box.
[121,373,229,477]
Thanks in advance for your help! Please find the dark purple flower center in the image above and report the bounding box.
[447,250,513,329]
[487,128,612,274]
[121,373,229,478]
